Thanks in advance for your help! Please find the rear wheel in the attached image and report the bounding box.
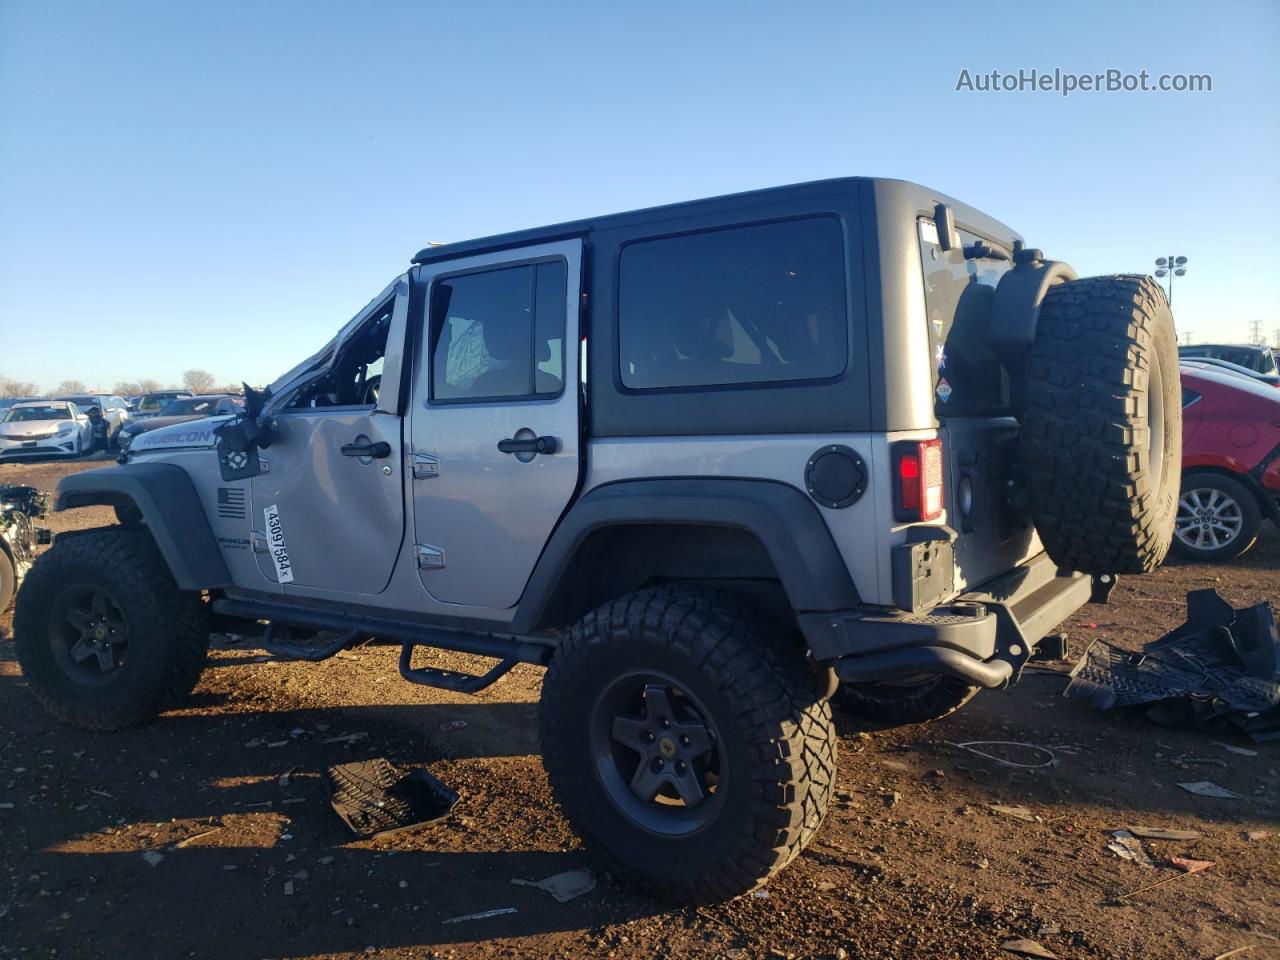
[14,529,209,730]
[1020,275,1181,573]
[539,587,835,903]
[1171,472,1262,562]
[837,674,978,725]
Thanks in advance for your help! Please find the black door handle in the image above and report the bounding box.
[497,435,559,455]
[341,440,391,458]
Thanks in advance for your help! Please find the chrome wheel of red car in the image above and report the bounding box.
[1176,486,1244,552]
[1171,472,1263,562]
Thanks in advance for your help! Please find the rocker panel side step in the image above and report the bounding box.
[210,597,553,670]
[398,646,519,693]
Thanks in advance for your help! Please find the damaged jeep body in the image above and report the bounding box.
[18,177,1182,902]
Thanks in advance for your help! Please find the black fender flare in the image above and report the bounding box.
[513,477,860,632]
[55,463,231,591]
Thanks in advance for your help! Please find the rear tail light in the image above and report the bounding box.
[893,438,945,522]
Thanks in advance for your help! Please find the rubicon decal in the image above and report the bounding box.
[263,504,294,584]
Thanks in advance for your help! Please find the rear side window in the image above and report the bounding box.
[429,261,567,402]
[617,217,848,390]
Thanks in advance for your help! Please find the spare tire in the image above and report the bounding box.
[1019,275,1181,574]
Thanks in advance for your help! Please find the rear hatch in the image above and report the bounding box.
[916,218,1042,591]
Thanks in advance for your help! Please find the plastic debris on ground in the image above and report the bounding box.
[1210,740,1259,757]
[1000,939,1058,959]
[1177,780,1244,800]
[1119,824,1201,841]
[1065,589,1280,741]
[325,758,459,838]
[510,868,597,903]
[1171,855,1215,874]
[989,804,1038,823]
[1106,830,1155,868]
[443,907,517,924]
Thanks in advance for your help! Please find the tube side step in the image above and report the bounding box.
[398,645,519,694]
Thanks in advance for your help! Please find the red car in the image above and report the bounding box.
[1177,365,1280,560]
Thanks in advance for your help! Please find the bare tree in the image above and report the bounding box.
[0,378,40,397]
[218,383,245,396]
[137,378,163,393]
[182,369,217,393]
[113,381,142,397]
[54,379,87,396]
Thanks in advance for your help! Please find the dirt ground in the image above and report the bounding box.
[1,457,1277,960]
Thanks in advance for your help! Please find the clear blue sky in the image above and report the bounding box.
[2,0,1277,392]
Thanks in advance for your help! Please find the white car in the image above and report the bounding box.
[0,401,93,459]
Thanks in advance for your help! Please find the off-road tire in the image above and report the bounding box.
[539,586,836,904]
[837,675,979,725]
[113,501,144,527]
[1170,471,1262,563]
[0,548,16,613]
[14,529,209,730]
[1020,274,1181,573]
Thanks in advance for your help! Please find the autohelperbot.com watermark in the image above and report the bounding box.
[955,68,1212,96]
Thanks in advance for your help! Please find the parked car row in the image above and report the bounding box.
[1179,341,1278,374]
[0,392,131,458]
[0,393,241,460]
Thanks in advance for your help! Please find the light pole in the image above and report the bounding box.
[1154,255,1188,308]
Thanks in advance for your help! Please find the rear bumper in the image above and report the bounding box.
[798,552,1093,689]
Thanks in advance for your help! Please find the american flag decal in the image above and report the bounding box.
[216,486,247,520]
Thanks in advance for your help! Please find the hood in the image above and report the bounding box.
[128,415,235,453]
[124,413,205,435]
[1,419,75,438]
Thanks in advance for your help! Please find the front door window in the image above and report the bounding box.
[430,262,567,402]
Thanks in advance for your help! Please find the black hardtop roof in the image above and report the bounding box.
[410,176,1011,266]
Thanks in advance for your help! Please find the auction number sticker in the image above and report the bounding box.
[263,504,294,584]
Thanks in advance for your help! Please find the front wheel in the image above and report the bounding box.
[14,529,210,730]
[1171,472,1262,562]
[539,587,836,904]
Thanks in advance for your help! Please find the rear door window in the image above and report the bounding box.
[617,217,848,391]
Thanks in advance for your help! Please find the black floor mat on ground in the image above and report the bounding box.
[325,758,459,838]
[1065,589,1280,741]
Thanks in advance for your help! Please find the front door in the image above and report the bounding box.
[250,285,408,597]
[409,240,582,610]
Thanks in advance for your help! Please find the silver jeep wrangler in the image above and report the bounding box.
[14,177,1181,903]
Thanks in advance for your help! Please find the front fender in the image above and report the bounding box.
[56,463,231,590]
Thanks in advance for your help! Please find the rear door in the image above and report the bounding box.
[916,219,1040,590]
[409,240,582,610]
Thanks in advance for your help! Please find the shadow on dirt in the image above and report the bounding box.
[0,669,663,956]
[833,667,1277,823]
